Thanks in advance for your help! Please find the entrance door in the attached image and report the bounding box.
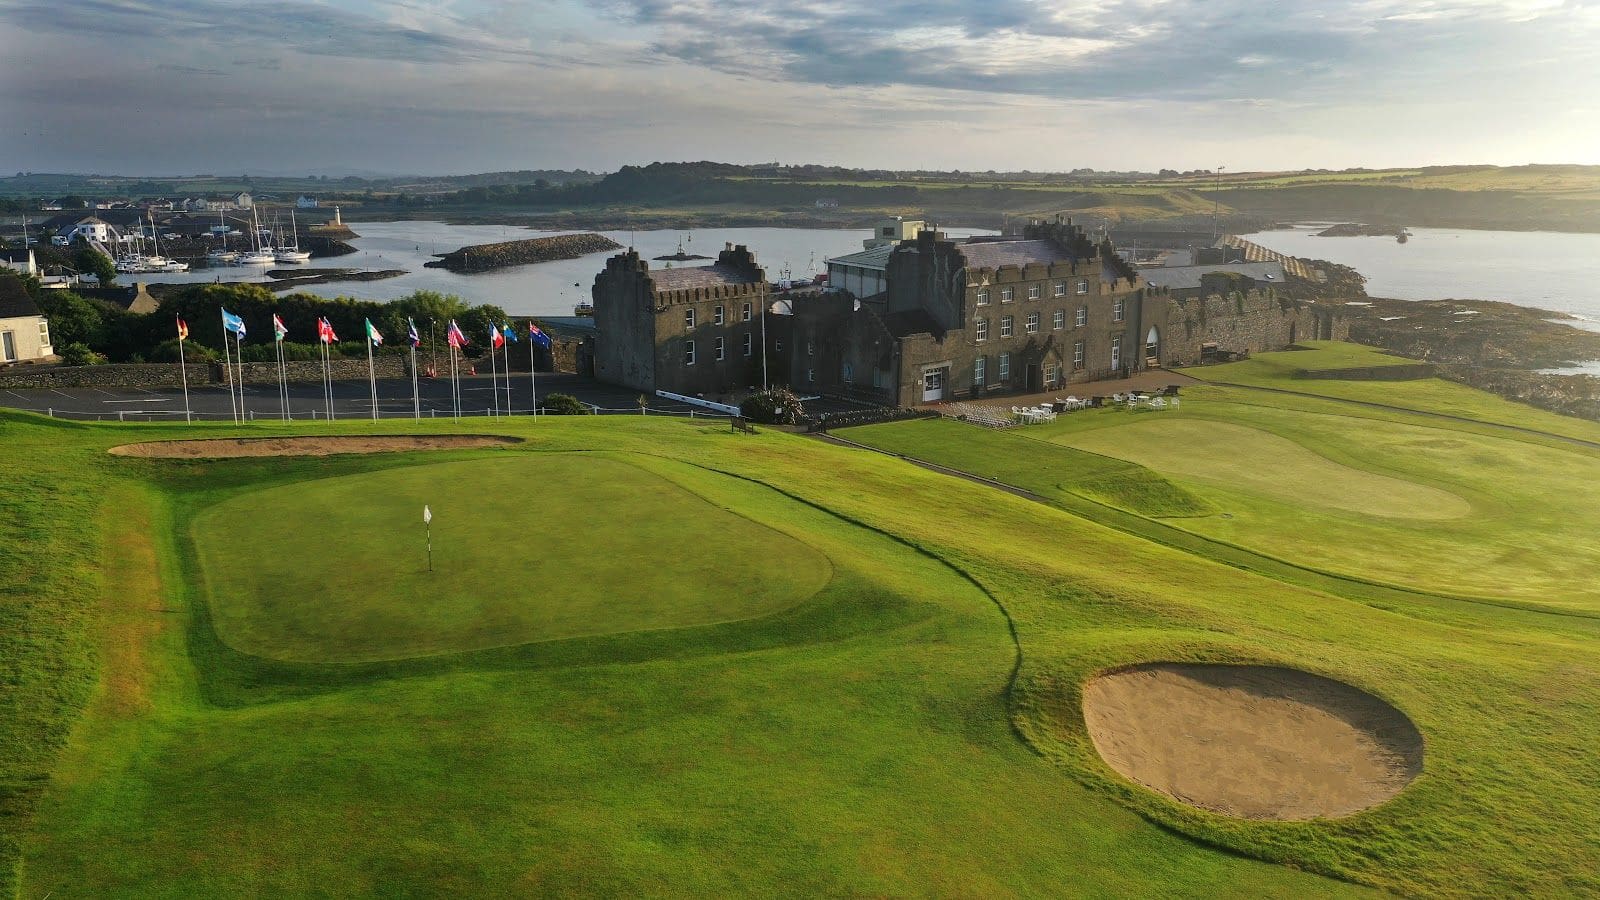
[1110,337,1122,371]
[1026,364,1043,392]
[1145,325,1160,366]
[921,369,946,402]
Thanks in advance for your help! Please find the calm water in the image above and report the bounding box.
[160,222,991,316]
[1241,226,1600,326]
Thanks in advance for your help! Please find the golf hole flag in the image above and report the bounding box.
[366,318,384,346]
[424,505,432,524]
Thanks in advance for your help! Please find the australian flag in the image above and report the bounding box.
[528,321,552,349]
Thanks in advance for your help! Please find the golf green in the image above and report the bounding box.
[193,453,832,662]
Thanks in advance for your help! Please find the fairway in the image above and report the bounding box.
[193,454,832,661]
[1055,418,1472,520]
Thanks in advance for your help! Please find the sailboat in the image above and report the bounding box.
[208,208,238,264]
[237,208,277,266]
[275,208,312,263]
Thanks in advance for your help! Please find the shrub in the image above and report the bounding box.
[58,342,106,366]
[740,388,806,425]
[543,393,591,415]
[148,338,218,364]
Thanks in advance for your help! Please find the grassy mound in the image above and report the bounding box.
[194,455,831,662]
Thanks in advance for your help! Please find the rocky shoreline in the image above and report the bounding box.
[423,232,622,273]
[1315,223,1410,238]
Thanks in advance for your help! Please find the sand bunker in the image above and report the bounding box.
[1082,663,1422,820]
[109,435,521,458]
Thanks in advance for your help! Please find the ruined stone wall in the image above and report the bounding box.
[591,251,657,393]
[1154,285,1346,367]
[790,293,897,402]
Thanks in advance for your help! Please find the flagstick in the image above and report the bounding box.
[426,516,433,572]
[366,332,378,422]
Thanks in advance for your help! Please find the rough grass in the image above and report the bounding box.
[8,398,1600,895]
[194,454,831,662]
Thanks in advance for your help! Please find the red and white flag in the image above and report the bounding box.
[446,319,467,349]
[318,317,339,344]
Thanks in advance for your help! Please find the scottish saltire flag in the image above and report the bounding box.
[528,322,552,349]
[318,317,339,344]
[221,308,246,338]
[407,318,421,348]
[489,324,505,348]
[365,318,384,347]
[176,317,189,341]
[446,319,467,348]
[502,323,518,343]
[272,314,288,342]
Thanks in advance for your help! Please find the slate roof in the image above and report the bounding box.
[956,239,1076,270]
[826,244,895,271]
[0,275,42,319]
[648,264,761,291]
[1137,261,1286,291]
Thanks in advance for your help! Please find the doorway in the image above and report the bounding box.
[921,368,946,402]
[1145,325,1160,366]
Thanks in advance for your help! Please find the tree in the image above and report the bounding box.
[75,247,115,285]
[740,388,806,425]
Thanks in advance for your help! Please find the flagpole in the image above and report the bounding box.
[366,328,378,422]
[278,328,288,421]
[449,342,460,420]
[504,337,512,415]
[220,311,238,424]
[322,333,334,420]
[528,331,537,419]
[411,343,420,423]
[488,330,500,417]
[234,329,246,423]
[178,317,191,423]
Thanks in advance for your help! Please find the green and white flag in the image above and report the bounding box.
[365,318,384,347]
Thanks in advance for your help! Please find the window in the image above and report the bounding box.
[1075,306,1087,327]
[684,340,696,366]
[843,362,853,383]
[743,332,753,356]
[715,336,725,360]
[1000,316,1014,337]
[1113,299,1125,323]
[714,305,725,325]
[1025,312,1039,334]
[1054,281,1067,297]
[775,339,783,352]
[38,320,50,347]
[1111,336,1122,370]
[0,331,13,363]
[684,308,695,329]
[1076,279,1090,294]
[1044,362,1060,386]
[1001,287,1015,303]
[1053,309,1065,330]
[742,302,752,321]
[998,352,1011,382]
[973,356,986,385]
[806,368,815,383]
[974,318,988,341]
[976,289,990,306]
[1073,341,1085,370]
[807,340,814,356]
[1027,284,1041,300]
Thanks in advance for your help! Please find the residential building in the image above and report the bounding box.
[0,276,55,366]
[297,196,320,208]
[0,248,38,278]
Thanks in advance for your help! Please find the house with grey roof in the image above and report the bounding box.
[0,275,55,366]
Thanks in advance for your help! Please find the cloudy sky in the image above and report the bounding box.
[3,0,1598,175]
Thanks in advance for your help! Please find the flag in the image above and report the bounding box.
[446,320,466,348]
[221,308,246,338]
[502,323,518,343]
[489,324,505,349]
[423,505,432,525]
[407,317,420,348]
[365,318,384,347]
[528,322,552,349]
[273,314,288,342]
[318,317,339,344]
[176,317,189,341]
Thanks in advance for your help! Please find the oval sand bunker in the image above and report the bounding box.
[1082,663,1422,820]
[109,435,521,458]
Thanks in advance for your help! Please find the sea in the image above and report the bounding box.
[152,222,992,316]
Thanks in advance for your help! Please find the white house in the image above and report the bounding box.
[0,276,54,365]
[0,248,38,278]
[296,195,319,208]
[233,192,253,209]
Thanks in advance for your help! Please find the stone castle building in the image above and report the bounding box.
[591,243,788,397]
[590,218,1344,405]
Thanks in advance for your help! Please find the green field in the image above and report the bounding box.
[6,350,1600,896]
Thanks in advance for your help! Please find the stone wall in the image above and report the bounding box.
[1155,282,1347,368]
[219,355,409,385]
[0,362,190,389]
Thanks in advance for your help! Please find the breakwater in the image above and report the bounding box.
[423,232,621,273]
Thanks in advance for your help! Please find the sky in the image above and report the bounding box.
[3,0,1599,176]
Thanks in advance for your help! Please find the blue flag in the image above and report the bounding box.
[502,323,518,343]
[221,308,246,338]
[528,322,552,349]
